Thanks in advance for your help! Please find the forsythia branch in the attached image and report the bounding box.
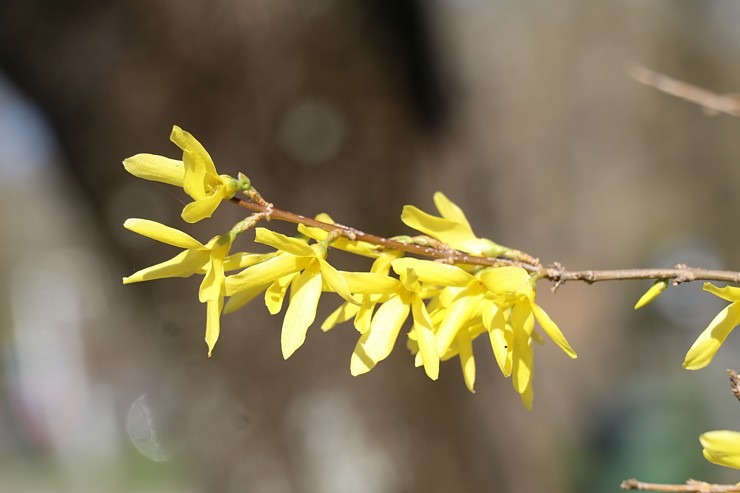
[232,196,740,287]
[621,479,740,493]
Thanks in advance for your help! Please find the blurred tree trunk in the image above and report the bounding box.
[0,1,489,492]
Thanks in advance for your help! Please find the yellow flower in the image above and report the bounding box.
[479,266,576,408]
[401,191,509,257]
[684,283,740,370]
[345,258,455,380]
[122,219,254,356]
[123,126,239,223]
[700,430,740,469]
[224,228,357,359]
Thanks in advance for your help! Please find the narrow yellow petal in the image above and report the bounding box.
[171,126,219,200]
[123,249,209,283]
[455,329,476,393]
[198,236,231,303]
[264,273,296,315]
[362,295,410,364]
[432,191,472,230]
[510,300,535,336]
[123,154,184,187]
[531,302,576,359]
[339,271,400,295]
[225,254,306,296]
[411,296,439,380]
[281,266,323,359]
[223,252,277,272]
[322,302,360,331]
[704,283,740,302]
[511,330,533,395]
[181,194,223,223]
[205,296,224,357]
[350,333,375,376]
[254,228,316,257]
[436,294,480,355]
[124,218,203,249]
[223,283,269,314]
[700,431,740,469]
[354,302,374,334]
[634,279,669,310]
[479,266,530,295]
[391,258,474,286]
[683,302,740,370]
[482,301,510,376]
[317,259,358,304]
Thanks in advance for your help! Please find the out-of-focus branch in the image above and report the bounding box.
[621,478,740,492]
[728,369,740,403]
[625,62,740,117]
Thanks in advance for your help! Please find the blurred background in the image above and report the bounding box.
[2,0,740,491]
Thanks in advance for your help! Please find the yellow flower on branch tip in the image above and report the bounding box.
[683,283,740,370]
[122,219,240,356]
[700,430,740,469]
[401,191,509,257]
[224,228,358,359]
[123,126,239,223]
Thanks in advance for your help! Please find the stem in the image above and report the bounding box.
[621,479,740,492]
[230,197,740,287]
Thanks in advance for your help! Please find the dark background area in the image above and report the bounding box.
[2,1,740,492]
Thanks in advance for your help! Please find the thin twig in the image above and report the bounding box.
[230,196,740,286]
[621,478,740,492]
[728,369,740,403]
[626,62,740,117]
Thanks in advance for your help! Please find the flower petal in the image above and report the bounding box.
[350,333,376,376]
[479,267,531,296]
[482,300,510,376]
[225,254,306,296]
[411,296,439,380]
[123,249,209,283]
[171,126,219,200]
[532,302,576,359]
[362,295,410,365]
[391,258,474,286]
[700,430,740,469]
[455,329,476,393]
[223,283,270,314]
[436,294,480,355]
[199,236,231,303]
[223,252,277,272]
[433,191,472,230]
[265,273,297,315]
[683,302,740,370]
[181,193,224,223]
[339,271,400,295]
[124,218,203,249]
[254,228,316,257]
[704,283,740,302]
[205,296,224,357]
[123,154,184,187]
[511,329,534,395]
[322,302,360,331]
[281,265,323,359]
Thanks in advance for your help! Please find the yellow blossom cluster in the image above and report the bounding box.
[122,126,579,407]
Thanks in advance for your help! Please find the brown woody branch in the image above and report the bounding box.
[230,196,740,287]
[621,479,740,492]
[626,62,740,117]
